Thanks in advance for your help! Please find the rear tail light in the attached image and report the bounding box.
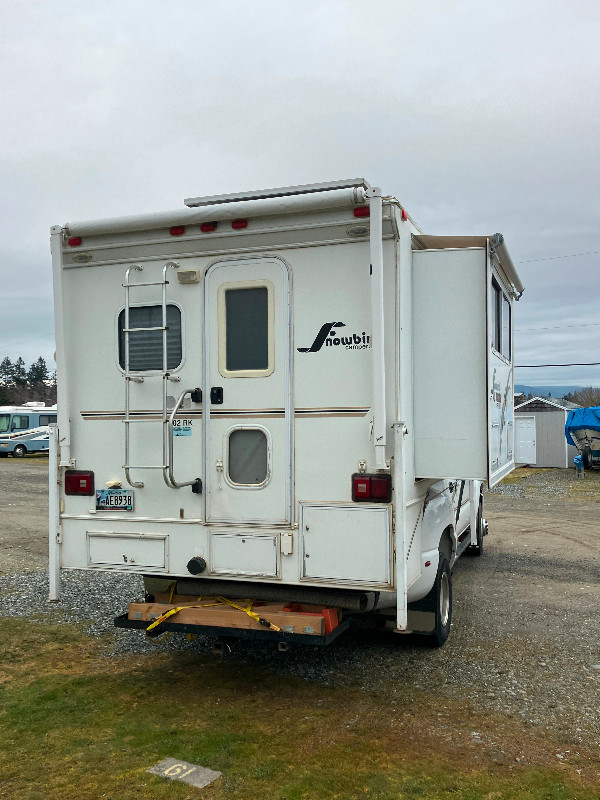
[353,206,370,218]
[352,473,392,502]
[231,219,248,230]
[200,222,217,233]
[67,237,82,247]
[65,470,95,496]
[169,226,185,236]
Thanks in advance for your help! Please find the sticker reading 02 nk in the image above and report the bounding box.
[96,488,134,511]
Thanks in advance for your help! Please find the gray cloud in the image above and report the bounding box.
[1,0,599,386]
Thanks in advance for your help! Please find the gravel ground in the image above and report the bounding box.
[1,459,599,769]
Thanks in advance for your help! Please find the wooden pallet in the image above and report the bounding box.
[128,595,340,636]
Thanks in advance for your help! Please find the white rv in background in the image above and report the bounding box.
[49,179,523,646]
[0,403,57,457]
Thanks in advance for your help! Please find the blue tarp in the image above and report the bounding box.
[565,407,600,443]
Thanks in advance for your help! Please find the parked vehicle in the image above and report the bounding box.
[49,179,523,646]
[0,403,57,457]
[565,407,600,469]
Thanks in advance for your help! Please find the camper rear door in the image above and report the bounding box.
[204,258,292,524]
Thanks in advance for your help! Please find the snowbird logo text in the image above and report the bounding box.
[297,322,371,353]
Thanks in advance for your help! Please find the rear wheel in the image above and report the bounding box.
[430,555,452,646]
[12,445,27,458]
[466,500,484,556]
[582,447,592,470]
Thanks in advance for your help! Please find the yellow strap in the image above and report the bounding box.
[145,596,281,634]
[215,596,282,632]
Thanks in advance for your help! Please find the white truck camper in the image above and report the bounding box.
[49,179,524,647]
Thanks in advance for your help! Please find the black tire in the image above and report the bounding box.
[582,447,592,470]
[466,501,484,556]
[430,555,452,647]
[12,445,26,458]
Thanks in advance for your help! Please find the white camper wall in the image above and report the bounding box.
[412,248,488,479]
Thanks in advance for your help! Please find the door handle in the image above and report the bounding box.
[211,387,223,404]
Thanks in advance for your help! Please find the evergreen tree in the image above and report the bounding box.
[11,357,27,386]
[0,357,12,386]
[28,356,50,386]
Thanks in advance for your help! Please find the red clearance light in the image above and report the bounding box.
[200,222,217,233]
[169,226,185,236]
[353,206,370,218]
[67,237,82,247]
[64,470,95,496]
[401,209,408,221]
[231,219,248,230]
[352,473,392,503]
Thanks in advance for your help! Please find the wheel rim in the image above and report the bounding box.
[439,571,450,627]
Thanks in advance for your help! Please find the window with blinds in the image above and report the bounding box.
[118,305,182,371]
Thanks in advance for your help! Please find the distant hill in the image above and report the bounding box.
[515,384,585,398]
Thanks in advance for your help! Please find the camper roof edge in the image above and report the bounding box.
[65,183,373,238]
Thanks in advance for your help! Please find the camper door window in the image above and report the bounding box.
[491,278,511,361]
[12,415,29,431]
[118,304,182,371]
[217,281,275,378]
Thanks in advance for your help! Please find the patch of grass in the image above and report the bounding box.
[499,468,548,485]
[566,470,600,501]
[0,616,598,800]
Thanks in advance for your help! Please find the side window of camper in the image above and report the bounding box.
[501,294,511,360]
[0,415,10,433]
[227,428,269,486]
[491,279,511,361]
[491,280,501,353]
[12,415,29,430]
[218,282,274,377]
[39,415,57,425]
[118,305,182,371]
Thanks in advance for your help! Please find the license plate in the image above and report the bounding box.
[96,489,134,511]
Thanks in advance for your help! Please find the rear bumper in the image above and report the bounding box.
[114,612,351,646]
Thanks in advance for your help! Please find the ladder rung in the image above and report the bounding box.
[122,280,169,288]
[123,326,167,333]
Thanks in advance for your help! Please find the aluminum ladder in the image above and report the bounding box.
[122,262,201,493]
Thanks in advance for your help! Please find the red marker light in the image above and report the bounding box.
[353,207,370,218]
[200,222,217,233]
[401,209,408,221]
[232,219,248,230]
[169,226,185,236]
[352,476,371,500]
[64,470,95,496]
[67,237,82,247]
[370,476,392,500]
[351,473,392,503]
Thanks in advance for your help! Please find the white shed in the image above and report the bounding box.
[514,397,581,468]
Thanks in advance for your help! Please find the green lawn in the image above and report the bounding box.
[0,617,597,800]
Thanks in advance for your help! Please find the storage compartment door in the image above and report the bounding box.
[300,504,392,587]
[87,532,168,571]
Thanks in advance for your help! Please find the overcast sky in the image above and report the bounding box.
[1,0,599,389]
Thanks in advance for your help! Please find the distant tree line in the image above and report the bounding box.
[562,387,600,407]
[0,356,56,406]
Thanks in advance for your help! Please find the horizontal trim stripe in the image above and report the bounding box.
[81,407,370,421]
